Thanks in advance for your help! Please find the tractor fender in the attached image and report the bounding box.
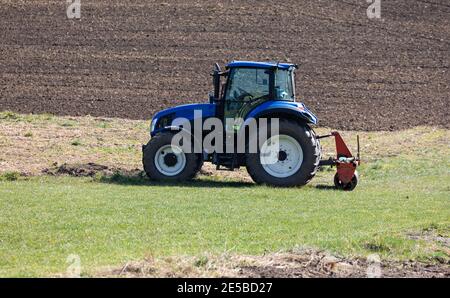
[242,100,317,128]
[234,101,317,150]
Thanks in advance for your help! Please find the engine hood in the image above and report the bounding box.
[150,103,216,135]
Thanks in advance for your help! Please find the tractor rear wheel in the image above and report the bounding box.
[143,132,201,181]
[245,119,321,187]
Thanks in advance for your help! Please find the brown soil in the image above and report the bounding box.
[1,1,449,131]
[42,162,142,177]
[101,248,450,278]
[41,161,254,184]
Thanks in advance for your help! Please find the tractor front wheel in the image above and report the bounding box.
[143,132,201,181]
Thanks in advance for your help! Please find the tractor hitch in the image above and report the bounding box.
[318,132,360,191]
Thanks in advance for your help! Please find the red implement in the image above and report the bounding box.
[332,132,358,184]
[318,132,360,190]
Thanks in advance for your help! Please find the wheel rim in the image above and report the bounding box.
[260,134,303,178]
[154,145,186,176]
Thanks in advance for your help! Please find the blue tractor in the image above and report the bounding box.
[143,61,360,190]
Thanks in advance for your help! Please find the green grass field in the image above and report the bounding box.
[0,113,449,276]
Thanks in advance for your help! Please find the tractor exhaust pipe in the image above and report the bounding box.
[357,135,361,164]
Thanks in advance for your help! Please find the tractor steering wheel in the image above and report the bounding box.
[235,87,254,101]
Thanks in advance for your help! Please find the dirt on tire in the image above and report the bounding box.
[0,0,449,131]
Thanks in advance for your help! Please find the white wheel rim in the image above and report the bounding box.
[260,135,303,178]
[154,145,186,176]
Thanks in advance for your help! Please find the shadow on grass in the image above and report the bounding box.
[99,172,340,189]
[315,184,338,190]
[96,171,255,188]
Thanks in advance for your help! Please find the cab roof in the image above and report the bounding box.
[226,61,296,70]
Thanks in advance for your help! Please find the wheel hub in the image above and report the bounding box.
[277,150,287,161]
[163,152,178,167]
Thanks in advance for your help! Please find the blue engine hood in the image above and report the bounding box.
[150,103,216,135]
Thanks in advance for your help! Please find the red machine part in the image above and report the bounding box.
[332,132,358,184]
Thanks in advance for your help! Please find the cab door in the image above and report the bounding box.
[222,67,272,132]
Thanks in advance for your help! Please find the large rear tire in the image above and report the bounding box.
[246,119,320,187]
[143,132,201,181]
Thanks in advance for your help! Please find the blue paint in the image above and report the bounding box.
[150,103,215,136]
[226,61,296,70]
[245,100,317,125]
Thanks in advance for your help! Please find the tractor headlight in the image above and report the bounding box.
[150,118,158,133]
[150,113,175,134]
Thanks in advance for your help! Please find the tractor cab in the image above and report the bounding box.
[211,61,298,121]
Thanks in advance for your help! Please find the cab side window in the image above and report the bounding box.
[274,69,294,101]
